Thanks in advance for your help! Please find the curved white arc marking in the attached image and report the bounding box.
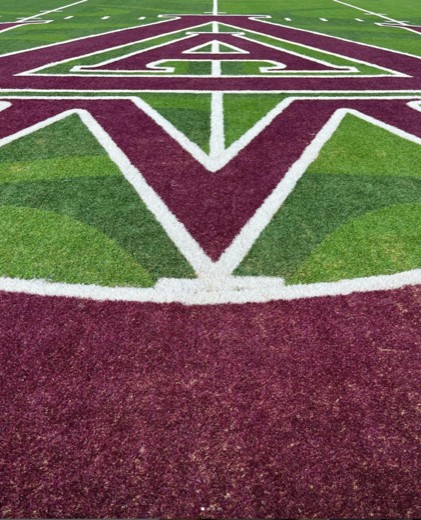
[2,268,421,304]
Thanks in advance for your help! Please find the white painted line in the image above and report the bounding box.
[355,18,364,22]
[2,269,421,305]
[285,18,292,21]
[138,17,145,20]
[209,92,225,162]
[215,102,421,277]
[64,16,74,19]
[213,0,218,16]
[333,0,408,25]
[320,18,328,22]
[17,0,87,22]
[101,16,110,20]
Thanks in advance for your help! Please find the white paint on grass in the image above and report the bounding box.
[17,0,87,23]
[2,269,421,305]
[333,0,409,26]
[209,91,225,161]
[21,21,404,81]
[183,40,248,54]
[213,103,421,277]
[101,16,110,20]
[1,95,421,304]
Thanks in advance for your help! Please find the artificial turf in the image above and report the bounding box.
[0,114,195,286]
[3,1,421,517]
[236,113,421,283]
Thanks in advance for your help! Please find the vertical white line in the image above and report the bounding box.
[212,21,219,33]
[213,0,218,16]
[209,92,225,162]
[211,60,221,76]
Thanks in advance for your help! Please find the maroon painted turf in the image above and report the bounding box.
[1,15,421,91]
[2,287,421,519]
[89,33,338,72]
[0,98,419,259]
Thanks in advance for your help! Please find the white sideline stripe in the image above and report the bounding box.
[333,0,407,25]
[2,269,421,304]
[17,0,87,22]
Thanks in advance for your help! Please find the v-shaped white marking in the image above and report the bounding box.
[132,94,294,173]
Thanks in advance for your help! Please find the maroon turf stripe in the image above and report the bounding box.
[1,285,421,518]
[0,15,420,91]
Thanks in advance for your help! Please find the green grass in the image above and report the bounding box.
[1,0,421,59]
[235,114,421,283]
[139,93,211,152]
[0,114,195,286]
[0,206,154,287]
[290,204,421,283]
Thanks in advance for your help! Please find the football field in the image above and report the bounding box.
[1,0,421,517]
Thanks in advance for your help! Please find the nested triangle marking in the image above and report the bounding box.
[184,39,249,54]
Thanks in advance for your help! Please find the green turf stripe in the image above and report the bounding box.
[0,206,154,287]
[235,111,421,282]
[0,114,107,163]
[307,114,421,177]
[0,114,195,284]
[289,203,421,283]
[0,156,120,183]
[224,94,286,147]
[139,93,211,153]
